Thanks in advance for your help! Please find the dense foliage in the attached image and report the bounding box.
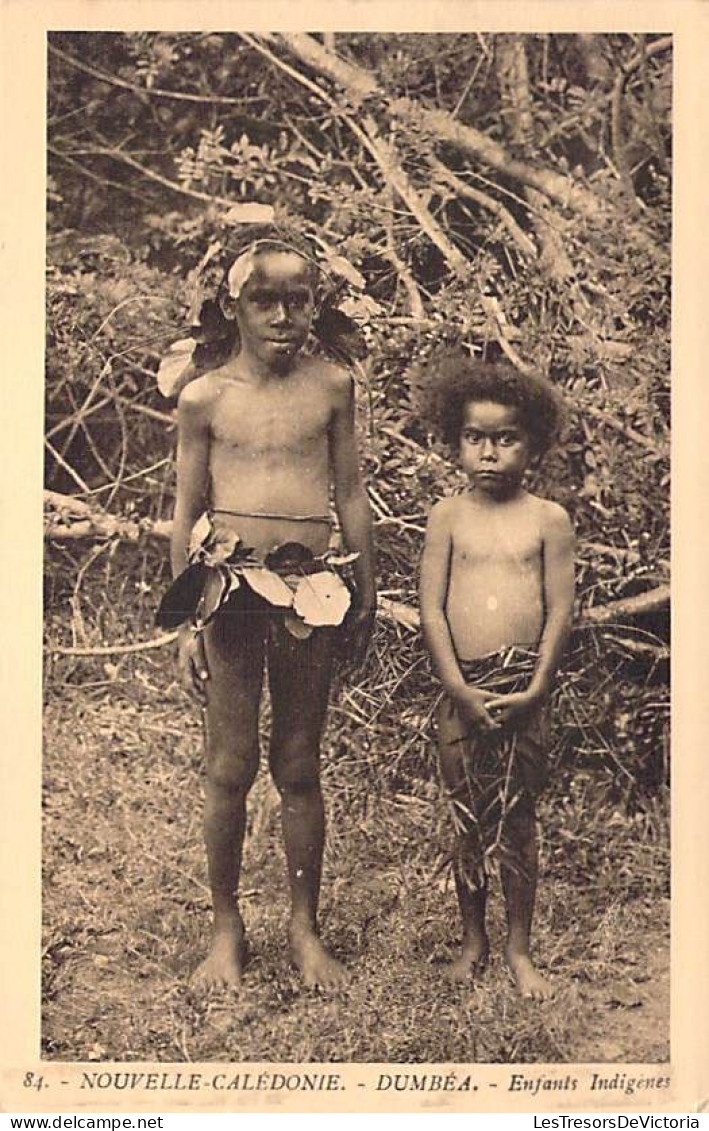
[45,32,671,796]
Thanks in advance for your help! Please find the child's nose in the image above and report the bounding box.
[480,438,497,459]
[273,302,290,323]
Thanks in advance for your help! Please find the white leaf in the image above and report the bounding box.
[223,202,276,225]
[339,295,383,320]
[325,254,365,289]
[227,251,255,299]
[241,568,295,608]
[188,513,212,559]
[157,338,196,398]
[293,571,351,626]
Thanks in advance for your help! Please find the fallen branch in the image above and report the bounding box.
[44,490,171,541]
[382,585,670,635]
[581,585,670,625]
[45,587,670,658]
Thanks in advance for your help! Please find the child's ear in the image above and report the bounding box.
[218,290,238,322]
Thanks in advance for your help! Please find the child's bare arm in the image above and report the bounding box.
[330,372,376,640]
[420,502,498,731]
[171,381,212,702]
[489,503,575,723]
[171,381,212,578]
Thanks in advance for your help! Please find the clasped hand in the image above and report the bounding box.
[455,686,541,731]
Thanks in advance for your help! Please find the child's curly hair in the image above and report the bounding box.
[417,350,563,457]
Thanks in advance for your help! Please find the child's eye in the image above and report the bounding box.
[250,291,276,308]
[499,433,517,445]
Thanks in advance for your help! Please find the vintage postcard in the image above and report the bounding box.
[1,0,707,1115]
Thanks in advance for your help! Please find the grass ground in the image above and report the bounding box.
[42,641,669,1064]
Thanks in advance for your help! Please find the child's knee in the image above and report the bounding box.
[269,735,320,796]
[207,740,259,795]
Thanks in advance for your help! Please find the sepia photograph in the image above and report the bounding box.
[40,26,673,1073]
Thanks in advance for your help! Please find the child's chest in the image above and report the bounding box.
[451,508,543,568]
[211,377,332,452]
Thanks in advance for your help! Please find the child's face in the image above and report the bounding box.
[234,251,315,369]
[459,400,533,497]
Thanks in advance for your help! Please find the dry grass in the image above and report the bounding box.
[42,549,669,1063]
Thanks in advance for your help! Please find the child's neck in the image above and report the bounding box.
[229,346,297,382]
[467,481,526,507]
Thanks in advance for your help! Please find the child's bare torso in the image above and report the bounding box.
[196,355,345,556]
[445,491,547,660]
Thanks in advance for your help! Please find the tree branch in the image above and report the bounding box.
[49,42,250,106]
[271,32,607,220]
[50,143,273,215]
[241,33,471,280]
[429,155,536,258]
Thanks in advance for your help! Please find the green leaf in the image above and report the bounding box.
[204,528,240,565]
[155,563,206,628]
[264,542,316,573]
[196,567,231,625]
[293,571,351,627]
[283,610,314,640]
[240,568,294,608]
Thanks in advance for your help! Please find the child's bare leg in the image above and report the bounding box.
[268,626,346,988]
[437,699,490,980]
[192,612,265,990]
[501,800,552,999]
[450,863,489,981]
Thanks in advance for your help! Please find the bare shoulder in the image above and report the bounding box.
[425,495,458,535]
[306,357,353,405]
[177,373,222,418]
[531,495,574,539]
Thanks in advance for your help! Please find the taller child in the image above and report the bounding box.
[165,226,376,990]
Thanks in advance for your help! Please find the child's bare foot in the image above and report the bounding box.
[289,921,348,989]
[506,950,553,1000]
[446,933,490,982]
[191,917,246,991]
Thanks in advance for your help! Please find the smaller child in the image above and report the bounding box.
[418,354,574,999]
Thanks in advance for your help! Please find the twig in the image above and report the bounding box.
[84,459,171,496]
[49,632,178,657]
[429,155,537,259]
[381,183,425,318]
[45,438,90,493]
[580,401,662,454]
[49,43,251,106]
[241,33,471,280]
[51,143,246,211]
[113,395,174,425]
